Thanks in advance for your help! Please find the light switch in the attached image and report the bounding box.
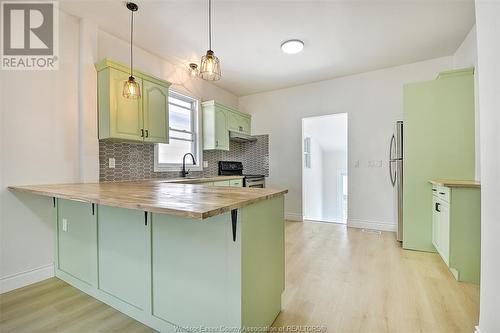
[355,160,360,168]
[62,218,68,232]
[203,161,208,168]
[109,158,115,169]
[375,160,383,168]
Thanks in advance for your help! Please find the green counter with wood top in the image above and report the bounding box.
[9,181,287,332]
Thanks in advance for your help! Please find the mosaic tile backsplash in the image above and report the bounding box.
[99,135,269,182]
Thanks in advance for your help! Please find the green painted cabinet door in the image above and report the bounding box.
[432,195,440,251]
[439,200,450,265]
[98,206,149,310]
[214,108,229,150]
[143,79,169,144]
[151,212,240,329]
[99,67,144,142]
[57,199,97,285]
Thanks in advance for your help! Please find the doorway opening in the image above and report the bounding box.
[302,113,348,224]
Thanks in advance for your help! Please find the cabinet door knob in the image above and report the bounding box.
[216,140,219,147]
[145,129,149,138]
[435,202,441,212]
[141,129,144,137]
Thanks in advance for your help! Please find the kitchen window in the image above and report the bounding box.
[154,91,202,172]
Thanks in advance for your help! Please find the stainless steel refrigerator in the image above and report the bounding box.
[389,121,403,241]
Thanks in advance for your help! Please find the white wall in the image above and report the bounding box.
[322,151,347,222]
[239,57,452,230]
[302,136,323,221]
[0,9,238,293]
[475,1,500,332]
[0,11,81,291]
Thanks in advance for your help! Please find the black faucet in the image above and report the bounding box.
[181,153,196,177]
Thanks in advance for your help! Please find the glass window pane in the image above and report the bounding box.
[169,96,192,109]
[158,140,196,165]
[170,131,193,141]
[169,104,191,131]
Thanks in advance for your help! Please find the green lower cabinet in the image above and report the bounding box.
[57,199,97,285]
[431,185,480,284]
[97,206,149,310]
[213,180,231,186]
[53,197,284,332]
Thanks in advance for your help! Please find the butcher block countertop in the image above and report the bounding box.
[429,179,481,188]
[8,181,287,219]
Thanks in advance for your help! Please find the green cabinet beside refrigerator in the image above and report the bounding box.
[403,68,476,252]
[96,58,171,144]
[431,184,480,284]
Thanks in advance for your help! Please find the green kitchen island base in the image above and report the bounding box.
[53,196,284,333]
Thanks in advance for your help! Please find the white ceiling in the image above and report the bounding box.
[303,113,347,153]
[60,0,475,96]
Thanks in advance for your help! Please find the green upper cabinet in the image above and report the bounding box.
[96,59,171,143]
[202,100,252,151]
[403,68,475,252]
[143,80,169,143]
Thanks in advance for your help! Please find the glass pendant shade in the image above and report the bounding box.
[200,50,221,81]
[189,63,199,78]
[123,76,141,99]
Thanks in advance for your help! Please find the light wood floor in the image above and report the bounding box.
[0,221,479,333]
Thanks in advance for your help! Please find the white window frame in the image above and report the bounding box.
[154,91,203,172]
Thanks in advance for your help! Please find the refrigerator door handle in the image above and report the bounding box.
[389,160,396,186]
[389,134,397,186]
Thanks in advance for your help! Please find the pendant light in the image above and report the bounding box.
[123,2,141,99]
[200,0,221,81]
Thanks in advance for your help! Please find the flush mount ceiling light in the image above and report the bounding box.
[199,0,221,81]
[281,39,304,54]
[123,2,141,99]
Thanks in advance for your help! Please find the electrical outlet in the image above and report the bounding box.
[109,158,115,169]
[375,160,382,168]
[203,161,208,168]
[62,218,68,232]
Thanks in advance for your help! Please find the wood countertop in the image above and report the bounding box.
[163,175,244,184]
[8,181,287,219]
[429,179,481,188]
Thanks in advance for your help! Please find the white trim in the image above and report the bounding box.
[347,218,396,232]
[1,263,54,294]
[474,326,481,333]
[285,212,303,221]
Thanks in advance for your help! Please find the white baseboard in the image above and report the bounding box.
[347,218,396,232]
[285,212,303,221]
[0,263,54,294]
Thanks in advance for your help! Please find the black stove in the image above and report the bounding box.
[218,161,265,188]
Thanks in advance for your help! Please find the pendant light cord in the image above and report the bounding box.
[208,0,212,50]
[130,9,134,76]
